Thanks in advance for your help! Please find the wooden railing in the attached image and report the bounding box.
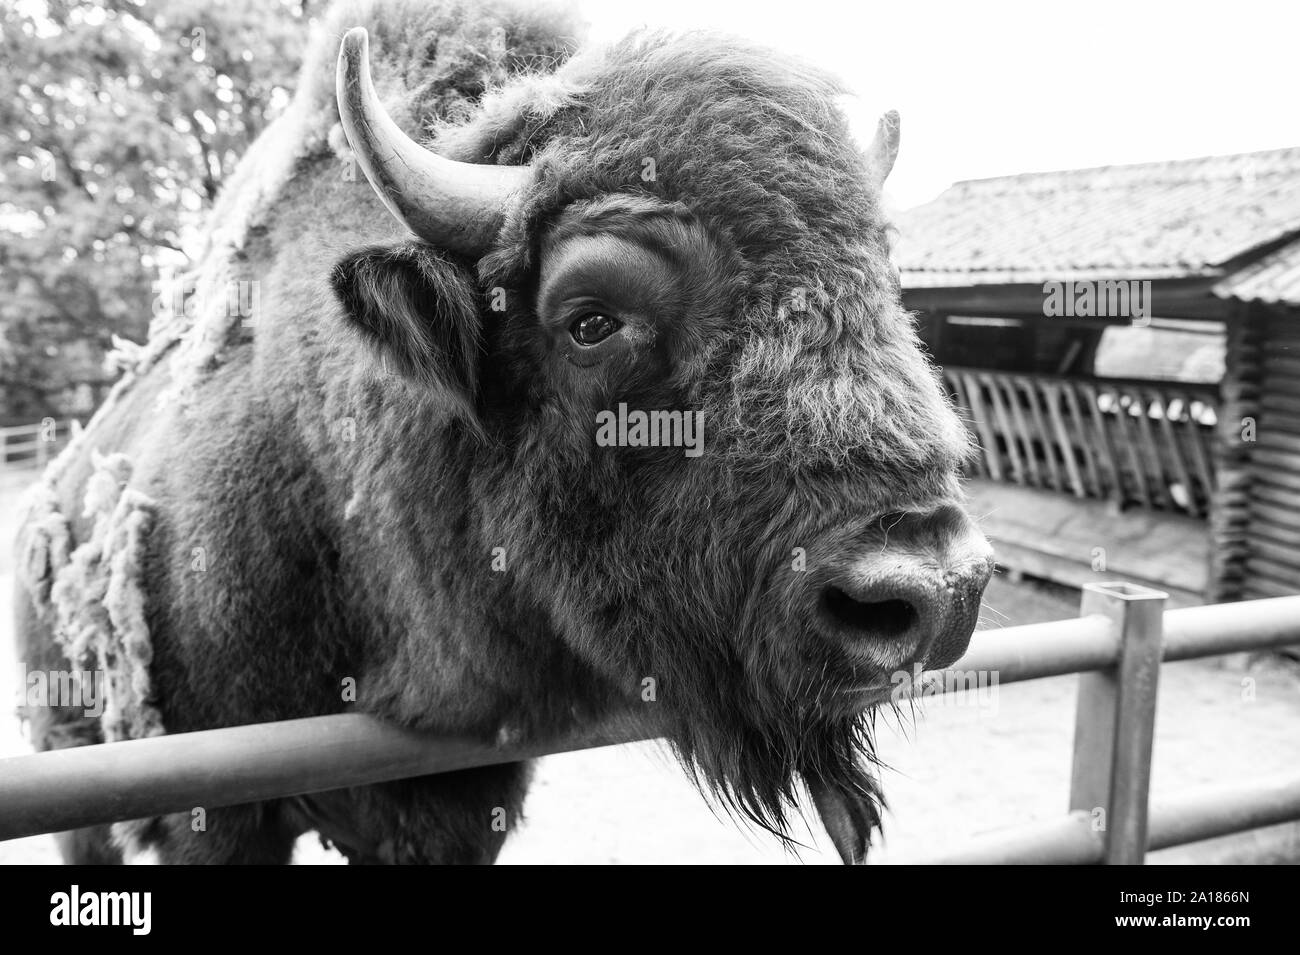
[942,367,1220,518]
[0,420,79,470]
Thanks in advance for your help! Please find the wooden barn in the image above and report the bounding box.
[896,147,1300,605]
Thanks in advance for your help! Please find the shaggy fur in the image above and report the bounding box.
[14,0,980,864]
[51,452,164,743]
[19,452,163,744]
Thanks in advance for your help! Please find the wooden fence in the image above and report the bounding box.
[942,367,1220,518]
[2,583,1299,864]
[0,420,79,470]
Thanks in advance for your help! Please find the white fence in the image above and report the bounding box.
[0,420,79,470]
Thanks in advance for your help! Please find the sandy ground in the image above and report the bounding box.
[3,466,1298,865]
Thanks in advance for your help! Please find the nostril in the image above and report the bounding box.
[822,586,917,639]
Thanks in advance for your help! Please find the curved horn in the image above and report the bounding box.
[865,110,900,190]
[336,27,530,254]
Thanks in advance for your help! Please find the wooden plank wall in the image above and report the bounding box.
[1242,306,1300,599]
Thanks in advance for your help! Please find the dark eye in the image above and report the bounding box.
[569,312,621,346]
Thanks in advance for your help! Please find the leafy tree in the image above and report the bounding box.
[0,0,310,423]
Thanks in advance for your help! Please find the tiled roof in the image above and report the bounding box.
[1213,238,1300,306]
[896,147,1300,297]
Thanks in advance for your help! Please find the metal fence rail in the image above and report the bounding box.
[3,585,1299,861]
[876,775,1300,865]
[0,714,651,843]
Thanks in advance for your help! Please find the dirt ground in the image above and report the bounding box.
[3,467,1298,865]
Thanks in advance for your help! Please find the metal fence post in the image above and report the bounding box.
[1068,581,1167,864]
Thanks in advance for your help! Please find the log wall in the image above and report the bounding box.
[1241,305,1300,599]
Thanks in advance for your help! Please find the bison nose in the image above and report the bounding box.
[816,511,994,673]
[820,579,924,646]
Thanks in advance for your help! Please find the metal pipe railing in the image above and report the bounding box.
[1163,596,1300,660]
[872,812,1104,865]
[873,773,1300,865]
[885,592,1300,706]
[3,590,1299,855]
[0,714,654,843]
[1147,773,1300,851]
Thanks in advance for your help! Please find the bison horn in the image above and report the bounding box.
[864,110,900,190]
[336,27,531,254]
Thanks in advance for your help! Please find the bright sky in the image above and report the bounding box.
[570,0,1300,211]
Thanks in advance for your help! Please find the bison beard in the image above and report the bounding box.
[610,511,895,864]
[675,704,885,865]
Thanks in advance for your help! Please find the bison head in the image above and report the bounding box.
[330,27,992,863]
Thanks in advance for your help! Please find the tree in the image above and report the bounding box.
[0,0,310,423]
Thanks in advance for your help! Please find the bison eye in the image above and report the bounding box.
[569,312,621,346]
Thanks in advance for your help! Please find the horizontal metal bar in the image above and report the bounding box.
[871,812,1104,865]
[1148,773,1300,850]
[952,615,1120,681]
[1163,596,1300,661]
[0,713,655,843]
[884,594,1300,705]
[875,773,1300,864]
[869,615,1116,705]
[0,616,1118,842]
[3,595,1297,845]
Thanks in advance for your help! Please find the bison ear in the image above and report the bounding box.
[330,244,482,420]
[865,110,900,190]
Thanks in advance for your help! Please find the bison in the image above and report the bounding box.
[13,0,992,864]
